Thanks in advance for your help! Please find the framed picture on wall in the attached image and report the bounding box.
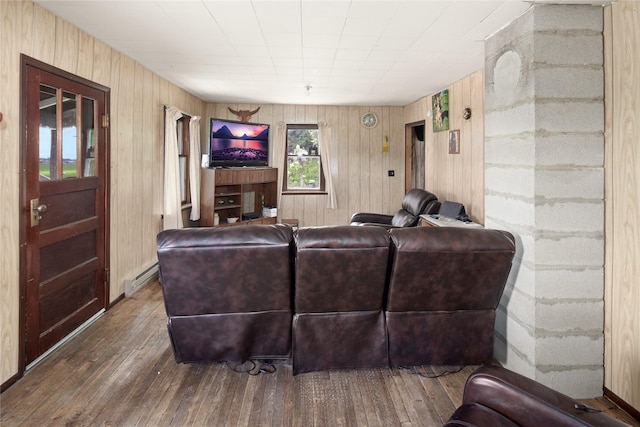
[432,89,449,132]
[449,130,460,154]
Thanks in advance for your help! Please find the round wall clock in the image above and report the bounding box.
[361,112,378,129]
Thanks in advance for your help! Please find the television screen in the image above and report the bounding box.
[209,118,269,167]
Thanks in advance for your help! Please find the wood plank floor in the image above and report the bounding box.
[1,281,638,427]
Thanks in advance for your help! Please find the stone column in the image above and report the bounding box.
[484,4,604,398]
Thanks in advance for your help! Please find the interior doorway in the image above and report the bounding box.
[20,55,110,372]
[405,121,426,192]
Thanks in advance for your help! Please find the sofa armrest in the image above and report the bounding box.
[461,365,630,427]
[350,212,393,225]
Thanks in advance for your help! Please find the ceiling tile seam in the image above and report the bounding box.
[327,0,356,88]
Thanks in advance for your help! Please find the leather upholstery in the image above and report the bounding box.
[156,223,518,375]
[157,224,294,364]
[444,403,519,427]
[350,188,440,228]
[292,225,390,374]
[446,365,630,427]
[386,227,515,366]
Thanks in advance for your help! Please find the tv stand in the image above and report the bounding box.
[200,167,278,227]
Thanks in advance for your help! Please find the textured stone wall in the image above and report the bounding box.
[484,4,604,398]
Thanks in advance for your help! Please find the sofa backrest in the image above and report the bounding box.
[157,224,294,316]
[294,225,390,312]
[387,227,515,312]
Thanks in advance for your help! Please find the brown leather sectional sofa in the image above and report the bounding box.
[156,223,516,374]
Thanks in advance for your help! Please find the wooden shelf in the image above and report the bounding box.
[200,167,278,227]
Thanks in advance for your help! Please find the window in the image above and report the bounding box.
[284,124,324,192]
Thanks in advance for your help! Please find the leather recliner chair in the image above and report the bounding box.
[292,225,391,374]
[349,188,440,228]
[157,224,294,364]
[445,364,630,427]
[386,227,516,366]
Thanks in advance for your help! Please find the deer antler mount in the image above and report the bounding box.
[228,107,261,122]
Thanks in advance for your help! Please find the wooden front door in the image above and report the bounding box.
[21,56,110,367]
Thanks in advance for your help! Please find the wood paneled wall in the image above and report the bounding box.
[404,70,485,223]
[3,2,637,411]
[205,104,406,227]
[0,1,205,384]
[604,1,640,412]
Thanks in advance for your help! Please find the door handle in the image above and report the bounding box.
[30,199,47,227]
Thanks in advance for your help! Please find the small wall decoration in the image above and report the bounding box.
[228,107,260,122]
[432,89,449,132]
[449,129,460,154]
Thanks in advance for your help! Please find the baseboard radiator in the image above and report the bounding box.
[124,262,159,297]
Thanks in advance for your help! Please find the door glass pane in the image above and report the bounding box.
[39,85,57,180]
[82,97,96,177]
[62,91,77,179]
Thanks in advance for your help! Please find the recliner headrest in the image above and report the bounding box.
[401,189,438,216]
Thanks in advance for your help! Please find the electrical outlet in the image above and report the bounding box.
[388,170,395,177]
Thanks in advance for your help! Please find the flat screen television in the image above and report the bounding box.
[209,118,269,167]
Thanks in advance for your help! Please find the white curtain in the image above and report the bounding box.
[318,122,337,209]
[163,106,184,230]
[273,121,287,209]
[188,116,201,221]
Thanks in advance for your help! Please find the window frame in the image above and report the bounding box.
[283,123,326,194]
[177,115,191,206]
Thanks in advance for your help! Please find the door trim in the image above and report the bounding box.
[405,120,426,192]
[18,54,111,378]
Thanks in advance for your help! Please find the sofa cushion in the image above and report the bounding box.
[387,227,515,312]
[293,225,390,373]
[294,225,390,312]
[157,224,293,315]
[385,227,516,367]
[156,224,294,363]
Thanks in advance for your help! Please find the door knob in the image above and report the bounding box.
[30,199,47,227]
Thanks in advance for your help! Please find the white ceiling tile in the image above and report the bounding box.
[338,35,378,50]
[269,46,303,59]
[334,49,371,62]
[34,0,544,105]
[302,47,337,60]
[302,33,341,49]
[263,32,302,48]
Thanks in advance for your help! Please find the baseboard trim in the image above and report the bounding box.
[604,386,640,423]
[1,372,22,394]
